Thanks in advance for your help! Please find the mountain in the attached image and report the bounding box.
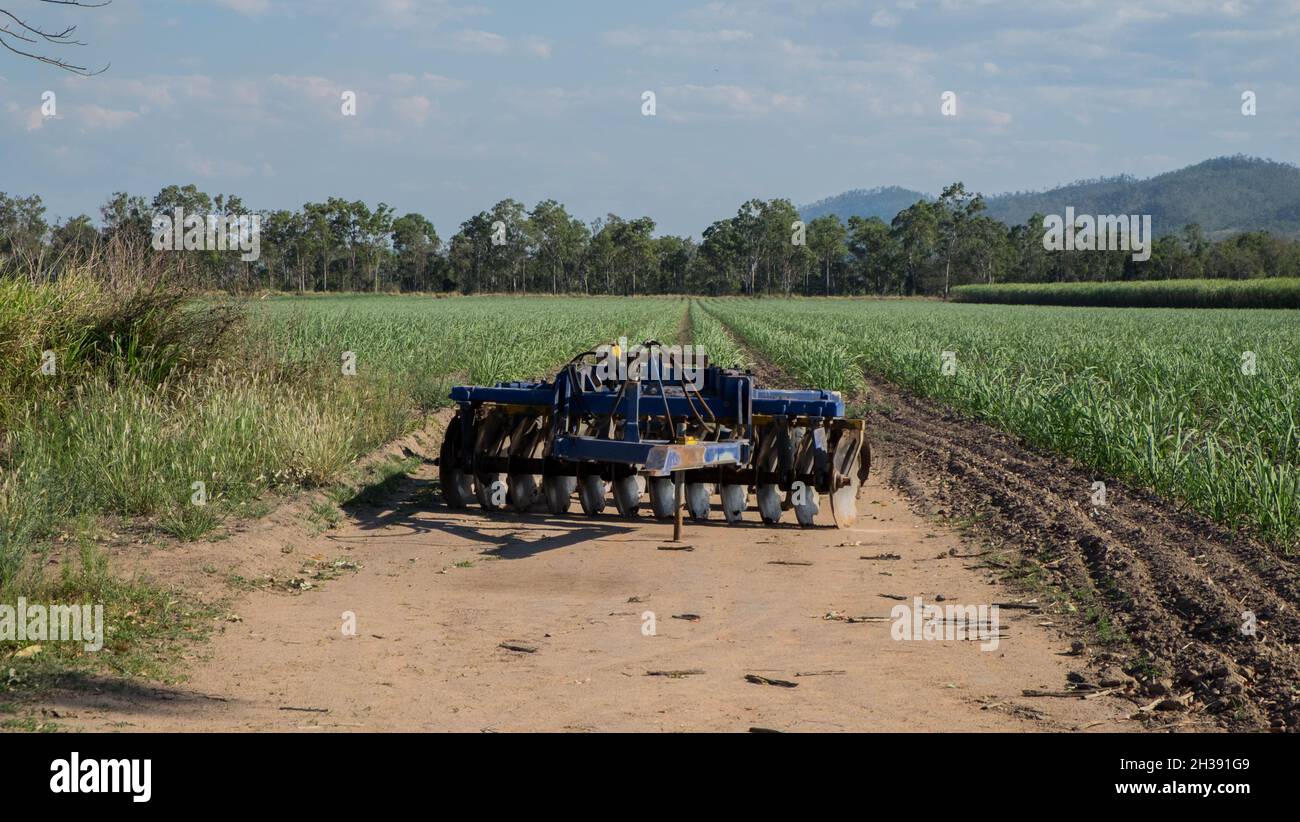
[801,156,1300,239]
[799,186,930,223]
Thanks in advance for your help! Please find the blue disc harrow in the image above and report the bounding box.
[438,340,870,528]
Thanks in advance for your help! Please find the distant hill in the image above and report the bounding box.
[800,185,930,223]
[801,156,1300,239]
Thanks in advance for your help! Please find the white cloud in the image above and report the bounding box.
[79,105,140,130]
[64,75,218,108]
[387,73,466,93]
[870,8,900,27]
[453,29,509,55]
[358,0,483,29]
[492,85,598,119]
[664,84,807,120]
[269,74,338,100]
[601,27,754,57]
[215,0,272,16]
[185,155,255,178]
[393,95,435,125]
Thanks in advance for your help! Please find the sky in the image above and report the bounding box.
[1,0,1298,236]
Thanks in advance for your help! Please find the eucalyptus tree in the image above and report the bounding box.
[890,201,938,296]
[846,215,895,294]
[934,182,984,299]
[391,213,440,291]
[528,199,587,294]
[807,214,847,295]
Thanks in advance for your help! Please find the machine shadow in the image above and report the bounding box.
[338,475,637,558]
[339,471,835,563]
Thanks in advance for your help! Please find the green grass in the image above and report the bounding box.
[952,278,1300,308]
[704,297,1300,550]
[1,530,217,695]
[2,290,688,594]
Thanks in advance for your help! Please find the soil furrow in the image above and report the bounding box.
[866,378,1300,730]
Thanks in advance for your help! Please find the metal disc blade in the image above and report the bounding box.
[685,483,712,520]
[476,474,506,510]
[439,418,472,509]
[757,485,782,524]
[830,483,858,528]
[474,413,510,511]
[648,477,675,519]
[794,489,820,527]
[509,474,540,512]
[442,470,474,508]
[578,475,607,516]
[544,475,576,515]
[719,484,747,524]
[613,475,641,517]
[829,429,865,528]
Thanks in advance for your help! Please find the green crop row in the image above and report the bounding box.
[952,278,1300,308]
[703,298,1300,550]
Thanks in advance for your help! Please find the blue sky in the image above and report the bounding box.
[1,0,1298,235]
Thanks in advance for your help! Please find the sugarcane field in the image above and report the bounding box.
[0,0,1295,802]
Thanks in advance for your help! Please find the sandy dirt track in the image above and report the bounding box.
[35,431,1137,732]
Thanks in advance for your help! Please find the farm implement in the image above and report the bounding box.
[438,340,870,529]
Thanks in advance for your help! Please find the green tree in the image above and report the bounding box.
[0,192,48,273]
[391,213,440,291]
[528,199,587,293]
[355,202,395,292]
[447,212,495,293]
[890,201,938,295]
[934,182,985,299]
[99,192,151,246]
[654,235,696,294]
[49,214,98,270]
[693,217,744,295]
[962,215,1011,285]
[807,215,847,295]
[847,215,895,294]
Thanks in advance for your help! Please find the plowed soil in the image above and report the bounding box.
[861,375,1300,731]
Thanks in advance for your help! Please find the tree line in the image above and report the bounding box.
[4,183,1300,296]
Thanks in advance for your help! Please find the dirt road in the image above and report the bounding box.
[37,431,1136,732]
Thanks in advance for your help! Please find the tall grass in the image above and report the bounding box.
[1,244,240,425]
[952,278,1300,308]
[2,287,687,595]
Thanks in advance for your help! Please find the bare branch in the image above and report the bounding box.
[0,10,83,43]
[0,0,109,74]
[0,22,39,43]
